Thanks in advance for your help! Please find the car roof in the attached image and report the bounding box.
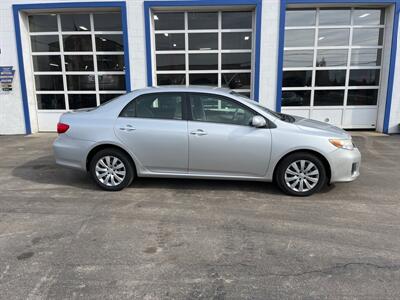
[134,85,233,96]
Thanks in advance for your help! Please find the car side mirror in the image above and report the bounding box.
[251,115,267,128]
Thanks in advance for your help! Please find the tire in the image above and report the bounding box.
[275,152,327,196]
[89,148,134,191]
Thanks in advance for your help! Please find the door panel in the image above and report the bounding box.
[115,118,188,173]
[188,121,271,177]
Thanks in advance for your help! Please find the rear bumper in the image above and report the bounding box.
[53,134,95,171]
[328,147,361,183]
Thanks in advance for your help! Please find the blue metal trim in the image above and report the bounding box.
[143,0,262,101]
[12,1,130,134]
[384,3,399,133]
[277,0,400,133]
[12,5,31,134]
[276,0,286,112]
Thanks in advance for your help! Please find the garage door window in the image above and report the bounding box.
[29,12,126,110]
[153,11,254,98]
[282,8,384,107]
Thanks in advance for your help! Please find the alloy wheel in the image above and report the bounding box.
[284,160,320,192]
[95,156,126,186]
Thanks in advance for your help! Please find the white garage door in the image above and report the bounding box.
[281,7,385,129]
[28,12,126,131]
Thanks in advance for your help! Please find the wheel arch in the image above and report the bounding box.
[86,143,137,175]
[272,149,332,183]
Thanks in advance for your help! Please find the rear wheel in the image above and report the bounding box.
[275,152,327,196]
[89,148,134,191]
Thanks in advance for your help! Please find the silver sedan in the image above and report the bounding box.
[53,86,361,196]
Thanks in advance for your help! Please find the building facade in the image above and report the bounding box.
[1,0,399,134]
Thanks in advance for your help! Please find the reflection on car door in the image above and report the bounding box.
[114,92,188,173]
[188,93,272,177]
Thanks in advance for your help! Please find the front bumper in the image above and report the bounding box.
[53,134,95,171]
[328,147,361,183]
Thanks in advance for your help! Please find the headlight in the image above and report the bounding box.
[329,139,354,150]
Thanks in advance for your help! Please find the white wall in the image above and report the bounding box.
[388,9,400,134]
[1,0,399,134]
[258,0,281,110]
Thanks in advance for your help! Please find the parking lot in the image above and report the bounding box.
[0,133,400,299]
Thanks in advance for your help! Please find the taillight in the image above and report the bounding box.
[57,122,69,134]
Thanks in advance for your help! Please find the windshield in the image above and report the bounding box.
[230,91,295,123]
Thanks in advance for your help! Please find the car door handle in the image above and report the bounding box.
[190,129,207,136]
[119,124,136,132]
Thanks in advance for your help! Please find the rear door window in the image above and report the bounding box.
[120,92,184,120]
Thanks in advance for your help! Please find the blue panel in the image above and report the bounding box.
[276,0,287,112]
[144,0,262,101]
[12,5,31,134]
[12,2,130,134]
[384,3,399,133]
[277,0,400,133]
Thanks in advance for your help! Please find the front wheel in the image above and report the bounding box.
[89,148,134,191]
[275,152,327,196]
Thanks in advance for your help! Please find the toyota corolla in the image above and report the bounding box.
[53,86,361,196]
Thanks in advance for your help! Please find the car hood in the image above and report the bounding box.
[293,116,350,139]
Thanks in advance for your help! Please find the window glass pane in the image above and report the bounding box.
[67,75,95,90]
[154,12,184,30]
[97,55,124,71]
[238,92,251,98]
[95,34,124,51]
[222,32,252,50]
[64,55,94,71]
[157,74,186,85]
[68,94,97,109]
[285,9,316,26]
[349,69,380,86]
[319,9,350,25]
[189,54,218,70]
[316,50,348,67]
[35,75,63,91]
[63,35,92,52]
[351,49,382,66]
[29,15,58,32]
[352,28,383,46]
[222,73,251,89]
[135,93,183,120]
[37,94,65,110]
[189,33,218,50]
[285,29,315,47]
[155,34,185,51]
[32,55,61,71]
[190,93,254,126]
[283,71,312,87]
[354,9,384,25]
[282,90,311,106]
[284,50,314,68]
[94,13,122,31]
[318,29,349,46]
[347,89,378,105]
[314,90,344,106]
[222,53,251,70]
[222,12,252,29]
[189,74,218,86]
[99,75,125,90]
[188,12,218,29]
[315,70,346,86]
[61,14,90,31]
[100,94,123,104]
[156,54,185,70]
[31,35,60,52]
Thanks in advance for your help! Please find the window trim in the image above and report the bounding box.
[119,92,188,121]
[186,92,269,127]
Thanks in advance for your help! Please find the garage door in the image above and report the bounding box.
[281,7,385,129]
[28,12,126,131]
